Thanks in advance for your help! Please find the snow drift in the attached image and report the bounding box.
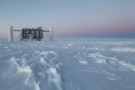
[0,38,135,90]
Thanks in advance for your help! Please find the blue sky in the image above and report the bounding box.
[0,0,135,38]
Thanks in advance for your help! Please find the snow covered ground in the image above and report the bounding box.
[0,38,135,90]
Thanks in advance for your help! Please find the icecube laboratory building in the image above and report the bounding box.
[8,26,53,41]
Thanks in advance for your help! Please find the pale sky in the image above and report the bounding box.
[0,0,135,39]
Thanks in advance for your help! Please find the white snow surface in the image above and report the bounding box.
[0,38,135,90]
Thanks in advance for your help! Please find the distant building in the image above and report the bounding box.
[21,27,43,41]
[8,26,53,41]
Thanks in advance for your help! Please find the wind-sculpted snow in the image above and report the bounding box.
[0,38,135,90]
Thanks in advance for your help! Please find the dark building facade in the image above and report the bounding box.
[21,28,43,41]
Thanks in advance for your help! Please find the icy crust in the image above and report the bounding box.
[0,40,135,90]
